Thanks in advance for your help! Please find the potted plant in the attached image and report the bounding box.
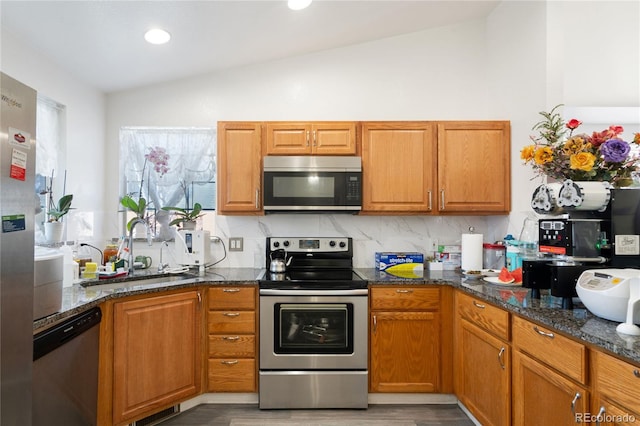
[161,202,204,229]
[44,194,73,243]
[120,195,147,231]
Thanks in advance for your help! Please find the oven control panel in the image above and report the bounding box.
[269,237,350,253]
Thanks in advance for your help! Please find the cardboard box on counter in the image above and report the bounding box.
[437,244,461,270]
[375,252,424,278]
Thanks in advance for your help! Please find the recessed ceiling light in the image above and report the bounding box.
[144,28,171,45]
[288,0,312,11]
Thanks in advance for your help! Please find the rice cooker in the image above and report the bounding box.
[575,268,640,324]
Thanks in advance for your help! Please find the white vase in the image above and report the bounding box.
[44,221,65,244]
[181,221,197,230]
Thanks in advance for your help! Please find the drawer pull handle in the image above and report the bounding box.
[373,315,377,334]
[223,288,241,293]
[634,369,640,378]
[570,392,581,418]
[221,360,239,365]
[595,406,606,426]
[396,289,413,294]
[533,326,554,338]
[498,347,505,370]
[223,336,240,341]
[473,301,486,309]
[223,312,240,317]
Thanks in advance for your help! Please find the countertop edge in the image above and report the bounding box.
[36,268,640,366]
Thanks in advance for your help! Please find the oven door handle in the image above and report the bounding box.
[259,289,368,296]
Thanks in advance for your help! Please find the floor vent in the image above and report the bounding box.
[131,405,180,426]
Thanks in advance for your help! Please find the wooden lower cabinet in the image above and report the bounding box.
[592,350,640,425]
[457,320,510,426]
[369,286,449,393]
[512,351,589,425]
[111,290,202,425]
[207,286,257,392]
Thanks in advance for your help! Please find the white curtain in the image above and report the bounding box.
[119,127,216,240]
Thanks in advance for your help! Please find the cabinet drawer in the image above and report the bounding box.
[208,335,256,357]
[594,351,640,415]
[208,358,256,392]
[208,287,256,310]
[370,287,440,310]
[512,316,587,384]
[456,291,510,341]
[208,311,256,334]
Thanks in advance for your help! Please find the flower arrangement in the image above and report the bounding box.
[120,146,170,231]
[521,105,640,186]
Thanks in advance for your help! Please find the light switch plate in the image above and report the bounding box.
[229,237,243,252]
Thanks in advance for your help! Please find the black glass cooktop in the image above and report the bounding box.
[259,269,367,290]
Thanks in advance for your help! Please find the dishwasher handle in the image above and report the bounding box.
[33,307,102,361]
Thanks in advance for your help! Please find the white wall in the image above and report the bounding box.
[3,1,638,268]
[107,19,498,268]
[110,1,640,269]
[1,30,107,245]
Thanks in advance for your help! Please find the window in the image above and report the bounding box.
[35,95,66,244]
[119,127,216,240]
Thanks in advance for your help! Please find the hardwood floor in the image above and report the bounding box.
[159,404,475,426]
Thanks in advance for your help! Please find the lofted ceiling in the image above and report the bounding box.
[1,0,500,93]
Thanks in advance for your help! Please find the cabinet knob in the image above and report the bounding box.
[570,392,581,417]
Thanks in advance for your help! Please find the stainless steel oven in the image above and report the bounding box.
[258,237,368,409]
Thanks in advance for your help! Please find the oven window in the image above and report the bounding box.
[273,176,335,198]
[274,303,353,354]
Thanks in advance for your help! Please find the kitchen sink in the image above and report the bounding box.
[80,273,198,291]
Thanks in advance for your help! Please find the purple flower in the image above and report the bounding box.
[600,138,630,163]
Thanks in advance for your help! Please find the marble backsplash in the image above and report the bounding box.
[211,213,517,269]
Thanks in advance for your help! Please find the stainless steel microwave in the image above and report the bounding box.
[263,156,362,213]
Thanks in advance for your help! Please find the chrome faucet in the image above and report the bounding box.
[127,217,147,275]
[158,241,170,273]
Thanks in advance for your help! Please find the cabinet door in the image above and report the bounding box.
[437,121,510,213]
[512,351,588,426]
[312,122,357,155]
[592,398,640,425]
[265,122,311,155]
[370,311,440,392]
[361,122,436,213]
[457,320,510,426]
[113,291,201,424]
[217,122,262,214]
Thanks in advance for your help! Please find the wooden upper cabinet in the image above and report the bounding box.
[361,122,436,213]
[265,122,357,155]
[217,122,263,214]
[437,121,511,214]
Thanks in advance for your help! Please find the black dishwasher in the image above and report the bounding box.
[33,307,102,426]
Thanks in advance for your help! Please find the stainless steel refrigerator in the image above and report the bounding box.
[0,72,37,424]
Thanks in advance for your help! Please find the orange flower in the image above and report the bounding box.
[520,145,535,162]
[633,133,640,144]
[570,152,596,171]
[534,147,554,165]
[562,136,591,155]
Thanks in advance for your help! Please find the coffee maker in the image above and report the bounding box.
[523,180,624,309]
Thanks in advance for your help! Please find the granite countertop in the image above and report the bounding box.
[35,267,640,365]
[356,268,640,365]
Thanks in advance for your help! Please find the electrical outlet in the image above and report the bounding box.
[229,237,244,252]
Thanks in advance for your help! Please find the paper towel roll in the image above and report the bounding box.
[461,233,483,271]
